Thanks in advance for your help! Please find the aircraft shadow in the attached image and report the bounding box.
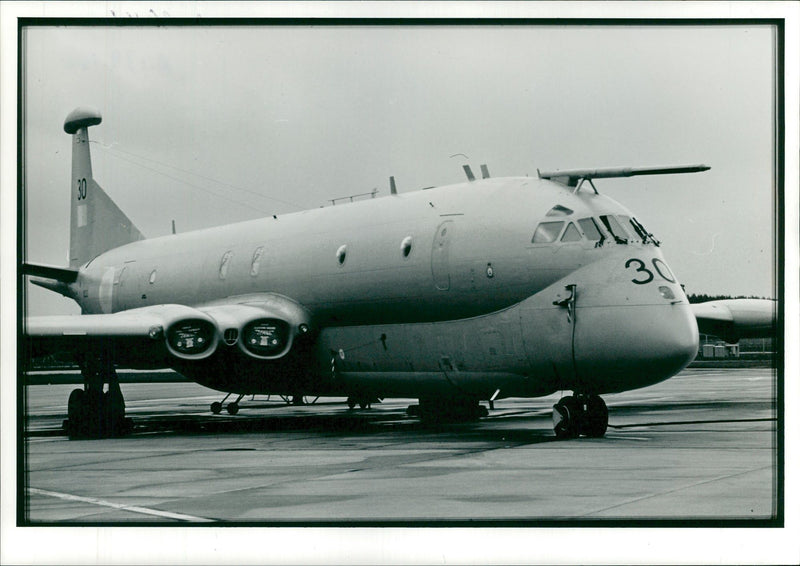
[67,409,560,445]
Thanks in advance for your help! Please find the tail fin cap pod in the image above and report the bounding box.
[64,107,102,134]
[66,106,144,268]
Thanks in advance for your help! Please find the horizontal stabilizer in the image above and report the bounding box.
[539,164,710,187]
[22,263,79,283]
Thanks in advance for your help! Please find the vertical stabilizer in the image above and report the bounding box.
[65,107,144,268]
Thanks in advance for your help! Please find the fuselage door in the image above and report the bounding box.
[519,282,578,391]
[431,220,453,291]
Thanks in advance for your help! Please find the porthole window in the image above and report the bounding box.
[251,246,264,276]
[336,244,347,266]
[149,269,157,284]
[219,250,233,279]
[401,236,413,259]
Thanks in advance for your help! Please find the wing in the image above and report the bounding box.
[690,298,777,343]
[24,304,221,367]
[24,295,313,368]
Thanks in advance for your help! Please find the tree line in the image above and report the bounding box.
[687,293,771,304]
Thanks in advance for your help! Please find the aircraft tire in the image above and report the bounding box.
[67,388,85,423]
[553,396,580,439]
[65,388,104,439]
[210,402,222,414]
[102,389,128,436]
[347,397,356,410]
[226,402,239,415]
[580,395,608,438]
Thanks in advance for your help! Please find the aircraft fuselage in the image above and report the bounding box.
[66,176,699,400]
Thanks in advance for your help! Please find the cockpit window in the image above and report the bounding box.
[578,217,603,241]
[560,222,582,242]
[599,215,629,244]
[619,215,659,245]
[545,204,574,217]
[531,221,565,243]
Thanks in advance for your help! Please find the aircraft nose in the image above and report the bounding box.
[562,249,700,394]
[573,300,699,393]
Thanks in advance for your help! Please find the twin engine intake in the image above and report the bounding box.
[158,297,312,361]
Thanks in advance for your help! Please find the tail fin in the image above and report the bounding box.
[65,107,144,268]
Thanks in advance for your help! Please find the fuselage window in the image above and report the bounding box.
[401,236,413,259]
[219,251,233,279]
[531,221,565,244]
[577,217,603,241]
[560,222,582,242]
[149,269,156,284]
[599,215,629,244]
[251,246,264,276]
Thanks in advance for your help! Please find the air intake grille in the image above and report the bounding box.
[223,328,239,346]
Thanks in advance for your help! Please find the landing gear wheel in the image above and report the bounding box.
[65,388,87,438]
[359,400,370,410]
[226,402,240,415]
[553,396,581,439]
[211,401,222,414]
[347,397,356,410]
[580,395,608,438]
[64,356,131,439]
[67,388,85,421]
[103,389,128,436]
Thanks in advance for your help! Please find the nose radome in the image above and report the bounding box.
[573,301,699,394]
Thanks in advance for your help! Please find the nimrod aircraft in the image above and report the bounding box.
[23,108,776,439]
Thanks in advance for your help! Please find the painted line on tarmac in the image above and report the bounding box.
[28,487,215,522]
[609,417,776,429]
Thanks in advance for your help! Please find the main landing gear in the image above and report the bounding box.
[64,356,132,439]
[347,396,382,410]
[552,394,608,439]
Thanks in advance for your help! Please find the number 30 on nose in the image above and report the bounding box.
[625,258,676,285]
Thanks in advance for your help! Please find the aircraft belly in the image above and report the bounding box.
[337,371,530,399]
[318,308,546,399]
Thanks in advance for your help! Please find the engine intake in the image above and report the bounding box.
[241,318,291,358]
[199,295,312,361]
[166,318,217,359]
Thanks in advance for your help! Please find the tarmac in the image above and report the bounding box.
[20,367,777,524]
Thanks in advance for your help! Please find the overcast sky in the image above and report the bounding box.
[22,23,777,315]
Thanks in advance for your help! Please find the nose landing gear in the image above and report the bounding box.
[552,394,608,439]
